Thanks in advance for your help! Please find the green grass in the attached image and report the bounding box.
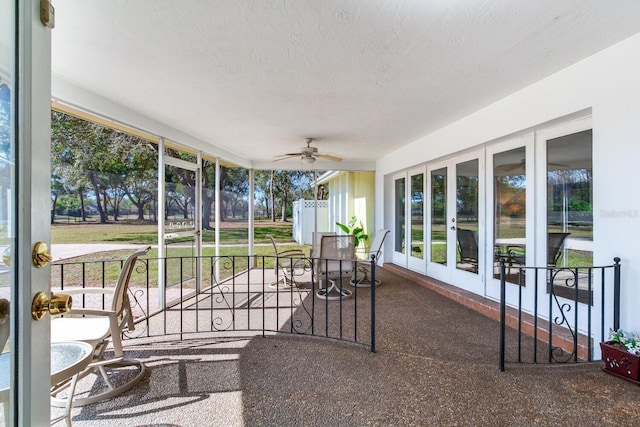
[52,243,310,289]
[52,220,295,244]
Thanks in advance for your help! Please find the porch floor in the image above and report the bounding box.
[56,267,639,426]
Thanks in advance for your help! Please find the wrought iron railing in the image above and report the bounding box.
[51,254,377,352]
[498,258,621,371]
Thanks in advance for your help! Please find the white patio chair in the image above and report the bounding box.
[311,231,336,259]
[50,246,150,407]
[316,234,356,300]
[351,229,389,287]
[266,234,306,288]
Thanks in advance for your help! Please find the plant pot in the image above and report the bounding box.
[600,341,640,385]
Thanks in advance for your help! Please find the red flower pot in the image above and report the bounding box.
[600,341,640,384]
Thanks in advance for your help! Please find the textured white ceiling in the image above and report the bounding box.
[51,1,640,170]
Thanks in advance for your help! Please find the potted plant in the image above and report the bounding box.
[600,329,640,384]
[336,216,369,249]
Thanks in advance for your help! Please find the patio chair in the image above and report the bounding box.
[316,234,356,300]
[311,231,336,258]
[50,246,150,407]
[505,232,571,270]
[266,234,307,288]
[351,229,390,287]
[547,232,571,267]
[456,228,478,273]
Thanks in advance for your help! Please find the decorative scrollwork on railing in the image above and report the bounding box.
[550,346,573,363]
[123,259,150,339]
[290,288,313,335]
[124,288,149,338]
[549,267,578,363]
[210,256,236,285]
[211,283,234,331]
[549,267,578,289]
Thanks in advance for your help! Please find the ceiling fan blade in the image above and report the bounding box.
[317,153,343,162]
[273,153,300,161]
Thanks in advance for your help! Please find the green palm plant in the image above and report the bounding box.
[336,216,369,248]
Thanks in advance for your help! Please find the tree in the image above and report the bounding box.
[52,111,159,223]
[222,167,249,219]
[120,141,157,220]
[51,111,112,224]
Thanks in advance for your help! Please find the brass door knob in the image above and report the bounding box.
[31,292,72,320]
[32,241,52,268]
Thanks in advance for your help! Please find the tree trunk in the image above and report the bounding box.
[202,192,214,230]
[280,193,288,222]
[89,171,108,223]
[102,189,110,221]
[79,188,86,221]
[270,170,275,222]
[136,201,145,220]
[51,192,58,224]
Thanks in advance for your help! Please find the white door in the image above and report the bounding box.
[407,167,426,272]
[1,1,53,425]
[427,151,484,293]
[391,173,407,265]
[485,135,533,303]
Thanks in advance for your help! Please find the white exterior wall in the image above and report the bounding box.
[375,33,640,332]
[328,173,352,232]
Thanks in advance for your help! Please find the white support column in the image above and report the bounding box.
[196,151,203,292]
[215,158,221,277]
[249,169,255,266]
[157,138,166,309]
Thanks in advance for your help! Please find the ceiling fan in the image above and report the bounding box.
[274,138,343,164]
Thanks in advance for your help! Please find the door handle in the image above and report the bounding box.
[32,241,52,268]
[450,226,456,231]
[31,292,72,320]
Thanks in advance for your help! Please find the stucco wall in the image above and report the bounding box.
[375,32,640,331]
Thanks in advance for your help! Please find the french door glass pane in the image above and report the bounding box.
[494,147,526,282]
[410,174,424,259]
[456,160,478,273]
[547,130,593,268]
[394,178,405,253]
[430,168,447,264]
[0,2,14,424]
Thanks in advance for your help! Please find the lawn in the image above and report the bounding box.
[51,219,296,244]
[50,220,309,286]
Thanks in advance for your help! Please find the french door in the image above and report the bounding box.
[391,168,426,273]
[2,1,54,425]
[485,135,533,303]
[427,151,484,293]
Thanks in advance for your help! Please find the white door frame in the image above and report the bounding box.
[407,166,426,273]
[534,116,595,335]
[450,150,485,291]
[426,150,484,292]
[485,133,534,305]
[391,172,407,266]
[11,0,53,425]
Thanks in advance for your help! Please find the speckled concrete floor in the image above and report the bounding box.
[58,268,640,427]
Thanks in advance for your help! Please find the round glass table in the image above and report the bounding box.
[1,341,94,426]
